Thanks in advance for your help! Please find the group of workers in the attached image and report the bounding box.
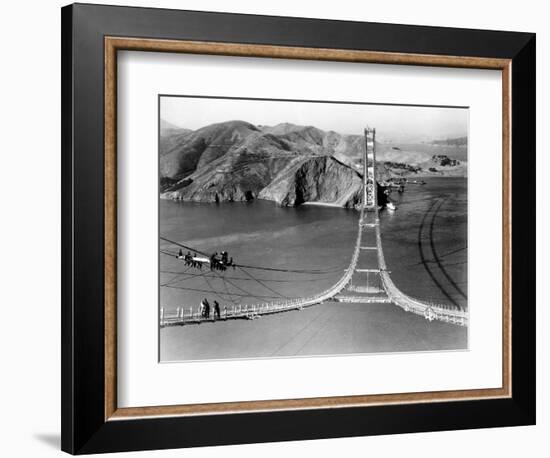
[210,251,234,271]
[177,249,204,269]
[199,298,221,319]
[176,249,234,271]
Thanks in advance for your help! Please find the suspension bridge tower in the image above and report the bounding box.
[336,127,391,304]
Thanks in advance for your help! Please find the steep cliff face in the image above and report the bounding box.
[162,149,299,203]
[258,156,363,207]
[163,154,363,207]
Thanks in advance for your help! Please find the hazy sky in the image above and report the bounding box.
[160,96,468,142]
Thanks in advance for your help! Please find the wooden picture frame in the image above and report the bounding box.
[62,3,535,454]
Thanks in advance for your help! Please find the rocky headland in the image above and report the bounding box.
[160,120,467,207]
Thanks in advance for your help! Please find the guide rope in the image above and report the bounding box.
[160,236,345,274]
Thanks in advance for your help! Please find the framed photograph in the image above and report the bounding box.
[61,3,536,454]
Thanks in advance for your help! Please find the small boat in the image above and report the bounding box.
[386,202,397,211]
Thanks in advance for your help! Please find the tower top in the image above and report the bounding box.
[365,126,376,135]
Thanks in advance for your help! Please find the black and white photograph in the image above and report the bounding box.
[158,96,469,362]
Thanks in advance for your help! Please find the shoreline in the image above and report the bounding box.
[301,201,345,208]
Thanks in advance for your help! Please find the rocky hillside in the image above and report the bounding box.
[160,120,261,178]
[160,120,466,206]
[258,156,363,207]
[414,154,467,177]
